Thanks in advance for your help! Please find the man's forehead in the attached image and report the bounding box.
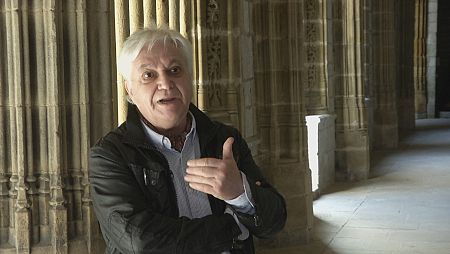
[143,40,181,54]
[135,46,184,65]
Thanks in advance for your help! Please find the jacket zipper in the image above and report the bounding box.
[167,170,179,217]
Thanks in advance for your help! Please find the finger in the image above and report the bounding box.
[184,174,214,186]
[187,157,221,167]
[186,166,217,177]
[188,182,216,196]
[222,137,234,160]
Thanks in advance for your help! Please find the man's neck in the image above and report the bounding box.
[139,112,192,152]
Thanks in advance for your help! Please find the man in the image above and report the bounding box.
[89,27,286,254]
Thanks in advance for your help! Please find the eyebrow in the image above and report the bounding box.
[139,58,183,69]
[138,59,183,70]
[138,63,155,70]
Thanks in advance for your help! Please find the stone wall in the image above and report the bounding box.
[0,0,421,252]
[0,0,113,253]
[0,0,314,252]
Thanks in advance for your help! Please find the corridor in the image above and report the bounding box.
[259,118,450,254]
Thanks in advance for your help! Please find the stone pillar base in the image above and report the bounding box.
[336,130,370,181]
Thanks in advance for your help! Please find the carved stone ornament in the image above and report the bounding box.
[206,0,223,107]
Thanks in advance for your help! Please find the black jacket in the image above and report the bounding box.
[89,104,287,254]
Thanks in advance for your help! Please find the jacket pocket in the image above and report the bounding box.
[129,163,166,198]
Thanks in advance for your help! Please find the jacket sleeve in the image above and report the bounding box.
[231,130,287,238]
[89,140,241,254]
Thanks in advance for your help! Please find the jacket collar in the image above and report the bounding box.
[188,104,219,154]
[122,103,219,151]
[122,103,153,149]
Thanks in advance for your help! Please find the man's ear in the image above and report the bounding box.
[125,80,133,97]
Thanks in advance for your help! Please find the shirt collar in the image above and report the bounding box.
[141,111,197,151]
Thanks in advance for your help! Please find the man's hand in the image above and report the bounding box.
[184,137,244,200]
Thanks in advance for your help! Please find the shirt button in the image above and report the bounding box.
[163,138,171,148]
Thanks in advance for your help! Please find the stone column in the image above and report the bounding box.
[143,0,156,27]
[194,0,232,124]
[396,0,416,135]
[227,0,239,130]
[427,0,438,118]
[179,0,191,37]
[87,1,115,143]
[414,0,428,119]
[254,0,313,245]
[372,0,399,148]
[333,0,370,181]
[0,5,7,240]
[190,0,255,134]
[303,0,336,193]
[304,0,334,115]
[129,0,143,33]
[156,0,169,26]
[168,0,178,30]
[364,0,375,147]
[113,0,129,125]
[5,0,32,252]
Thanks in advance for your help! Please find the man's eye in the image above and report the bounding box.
[170,66,181,74]
[142,71,155,80]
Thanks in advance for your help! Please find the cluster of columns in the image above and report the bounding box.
[333,0,371,181]
[332,0,418,180]
[371,0,401,148]
[0,1,112,253]
[0,0,433,252]
[253,0,313,244]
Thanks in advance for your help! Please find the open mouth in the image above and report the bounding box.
[158,98,177,104]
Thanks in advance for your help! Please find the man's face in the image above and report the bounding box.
[126,42,192,132]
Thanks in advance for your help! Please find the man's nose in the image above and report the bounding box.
[157,73,174,90]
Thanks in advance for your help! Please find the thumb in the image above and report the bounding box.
[222,137,234,160]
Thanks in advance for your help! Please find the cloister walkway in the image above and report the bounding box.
[259,118,450,254]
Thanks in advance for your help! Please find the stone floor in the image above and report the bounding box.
[258,118,450,254]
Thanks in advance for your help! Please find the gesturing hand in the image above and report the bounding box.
[184,137,244,201]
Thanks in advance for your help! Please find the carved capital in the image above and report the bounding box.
[15,179,30,211]
[49,173,66,209]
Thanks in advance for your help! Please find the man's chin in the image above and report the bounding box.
[155,115,186,130]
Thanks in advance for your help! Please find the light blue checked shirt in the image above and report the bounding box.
[141,112,255,252]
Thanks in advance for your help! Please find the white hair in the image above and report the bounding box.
[117,27,193,82]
